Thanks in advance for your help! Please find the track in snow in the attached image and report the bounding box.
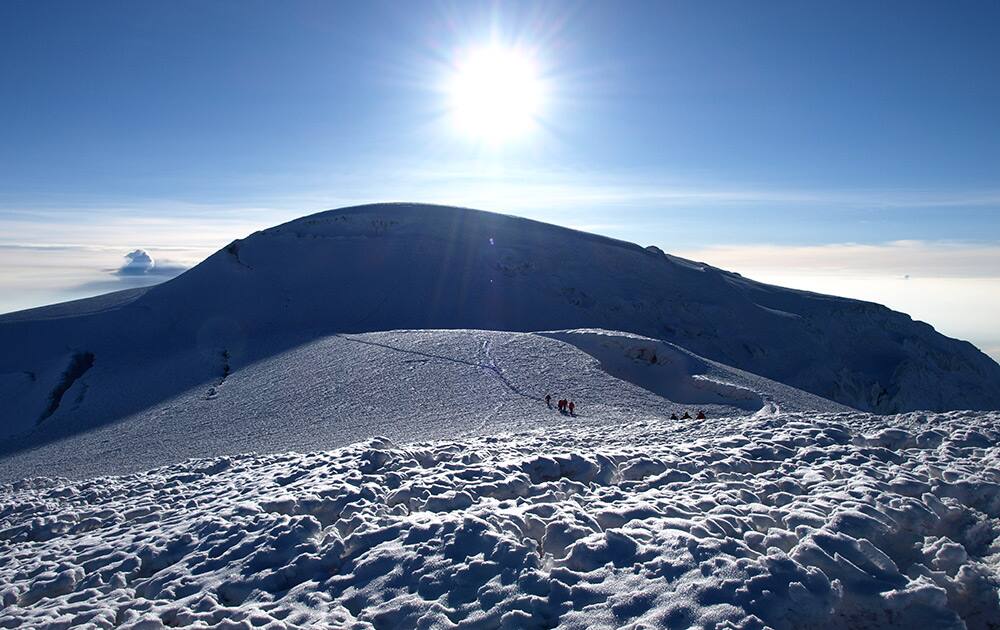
[1,330,846,482]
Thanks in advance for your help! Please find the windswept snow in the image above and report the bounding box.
[0,329,845,482]
[3,410,1000,629]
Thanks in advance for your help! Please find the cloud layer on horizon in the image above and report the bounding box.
[675,241,1000,362]
[0,244,197,316]
[674,240,1000,279]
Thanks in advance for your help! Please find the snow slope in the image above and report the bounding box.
[543,329,776,412]
[3,410,999,629]
[0,329,846,482]
[2,203,997,430]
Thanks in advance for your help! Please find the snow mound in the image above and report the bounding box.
[2,203,998,419]
[2,410,999,629]
[541,329,766,411]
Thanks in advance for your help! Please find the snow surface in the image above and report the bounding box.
[2,203,999,628]
[3,410,1000,629]
[2,203,998,428]
[0,329,846,482]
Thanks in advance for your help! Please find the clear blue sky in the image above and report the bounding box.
[1,1,999,356]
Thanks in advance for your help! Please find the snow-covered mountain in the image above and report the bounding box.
[2,203,997,437]
[3,203,1000,630]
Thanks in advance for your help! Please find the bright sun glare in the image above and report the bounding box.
[449,46,543,144]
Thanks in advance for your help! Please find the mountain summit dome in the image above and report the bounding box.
[2,203,999,431]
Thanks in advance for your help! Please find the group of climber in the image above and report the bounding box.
[544,394,576,416]
[672,410,707,420]
[542,393,703,420]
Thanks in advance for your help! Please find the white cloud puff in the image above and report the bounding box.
[118,249,156,275]
[114,249,187,277]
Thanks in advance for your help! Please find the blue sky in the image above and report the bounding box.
[1,1,999,357]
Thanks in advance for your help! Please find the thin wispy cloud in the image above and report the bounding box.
[675,240,1000,279]
[340,169,1000,212]
[6,168,999,223]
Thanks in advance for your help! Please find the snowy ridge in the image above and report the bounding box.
[2,410,999,629]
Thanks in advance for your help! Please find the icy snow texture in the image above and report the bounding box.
[2,204,998,434]
[3,411,1000,629]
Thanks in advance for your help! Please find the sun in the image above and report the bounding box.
[448,46,543,144]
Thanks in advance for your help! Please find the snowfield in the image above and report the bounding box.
[0,329,846,483]
[3,410,1000,629]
